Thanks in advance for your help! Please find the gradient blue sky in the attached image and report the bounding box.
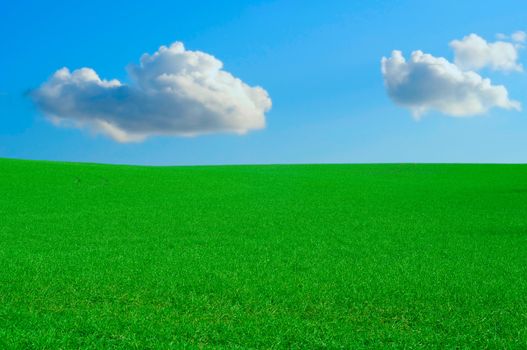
[1,0,527,165]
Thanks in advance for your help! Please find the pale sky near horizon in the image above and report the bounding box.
[2,0,527,165]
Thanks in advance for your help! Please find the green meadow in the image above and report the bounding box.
[1,158,526,349]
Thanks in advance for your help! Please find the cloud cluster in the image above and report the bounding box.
[32,42,272,142]
[382,32,523,118]
[381,51,520,117]
[496,31,526,43]
[450,34,522,72]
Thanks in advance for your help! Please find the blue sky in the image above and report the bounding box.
[1,0,527,165]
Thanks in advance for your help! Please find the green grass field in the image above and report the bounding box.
[1,158,526,349]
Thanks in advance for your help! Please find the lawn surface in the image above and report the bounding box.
[1,158,526,348]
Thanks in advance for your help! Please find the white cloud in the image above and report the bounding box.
[381,50,521,118]
[450,34,523,72]
[498,31,526,43]
[511,31,526,43]
[32,42,272,142]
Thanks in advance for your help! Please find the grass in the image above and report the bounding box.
[0,158,526,349]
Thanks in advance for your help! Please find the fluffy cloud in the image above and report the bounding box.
[381,50,521,117]
[497,31,526,43]
[511,31,526,43]
[450,34,523,72]
[31,42,272,142]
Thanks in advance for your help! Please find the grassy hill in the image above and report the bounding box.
[1,158,526,348]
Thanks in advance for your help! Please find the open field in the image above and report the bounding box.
[0,158,526,348]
